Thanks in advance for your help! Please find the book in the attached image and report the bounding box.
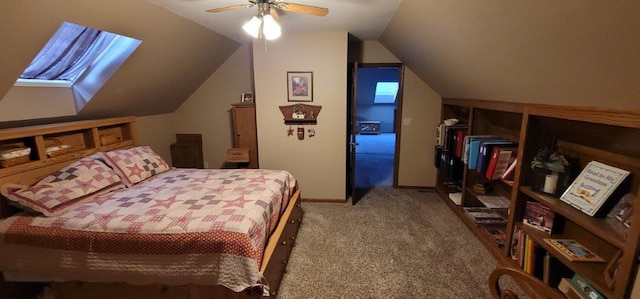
[467,136,505,169]
[475,140,516,175]
[558,278,583,299]
[434,146,443,168]
[500,158,518,181]
[444,125,467,151]
[436,124,446,146]
[485,146,518,180]
[481,228,506,247]
[472,182,493,194]
[463,207,507,226]
[560,161,630,216]
[543,239,605,262]
[543,252,572,286]
[454,129,467,158]
[510,226,521,261]
[571,274,605,299]
[461,135,497,165]
[476,195,511,209]
[532,243,546,280]
[448,192,462,205]
[523,201,556,234]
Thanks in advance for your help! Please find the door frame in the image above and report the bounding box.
[347,62,405,198]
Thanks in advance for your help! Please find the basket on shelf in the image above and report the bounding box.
[0,144,31,168]
[45,138,71,158]
[226,148,250,163]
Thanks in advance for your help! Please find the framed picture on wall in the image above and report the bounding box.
[241,92,254,103]
[287,71,313,102]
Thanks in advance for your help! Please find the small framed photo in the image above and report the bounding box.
[608,193,635,224]
[604,250,622,289]
[241,92,254,103]
[287,71,313,102]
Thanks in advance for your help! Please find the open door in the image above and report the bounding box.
[349,61,362,204]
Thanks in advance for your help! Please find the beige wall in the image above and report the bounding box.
[135,43,254,168]
[172,43,254,169]
[362,41,441,187]
[0,86,76,121]
[253,32,348,201]
[136,113,175,164]
[138,39,441,195]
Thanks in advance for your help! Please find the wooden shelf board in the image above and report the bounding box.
[519,224,613,298]
[435,185,507,261]
[99,140,135,152]
[520,186,625,249]
[284,119,317,125]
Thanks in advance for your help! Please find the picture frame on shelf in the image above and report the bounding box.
[287,71,313,102]
[604,250,622,289]
[241,92,254,103]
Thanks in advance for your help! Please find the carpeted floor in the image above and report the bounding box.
[278,187,511,299]
[355,133,395,189]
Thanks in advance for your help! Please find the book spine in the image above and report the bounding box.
[454,130,467,157]
[476,143,489,174]
[501,158,518,180]
[485,147,501,180]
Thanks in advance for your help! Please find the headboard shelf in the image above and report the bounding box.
[0,117,137,187]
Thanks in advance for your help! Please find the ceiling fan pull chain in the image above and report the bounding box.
[263,38,269,54]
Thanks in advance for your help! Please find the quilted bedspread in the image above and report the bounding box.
[0,168,297,292]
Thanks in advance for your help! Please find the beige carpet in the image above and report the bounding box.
[277,187,521,299]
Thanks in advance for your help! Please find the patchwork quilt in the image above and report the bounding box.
[0,168,297,292]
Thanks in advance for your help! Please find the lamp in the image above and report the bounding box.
[242,16,262,38]
[242,5,281,40]
[262,14,281,40]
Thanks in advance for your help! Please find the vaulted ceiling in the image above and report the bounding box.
[0,0,238,123]
[1,0,638,126]
[381,0,640,108]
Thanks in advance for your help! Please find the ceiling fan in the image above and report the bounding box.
[206,1,328,40]
[206,0,329,18]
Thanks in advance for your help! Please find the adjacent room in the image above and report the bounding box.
[1,0,639,298]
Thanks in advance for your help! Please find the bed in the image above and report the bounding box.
[0,117,303,299]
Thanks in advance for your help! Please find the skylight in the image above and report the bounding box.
[373,81,399,104]
[15,22,141,111]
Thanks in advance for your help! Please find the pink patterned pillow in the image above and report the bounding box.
[1,158,125,216]
[98,146,170,187]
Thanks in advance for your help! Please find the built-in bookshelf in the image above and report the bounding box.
[0,117,137,183]
[435,99,640,298]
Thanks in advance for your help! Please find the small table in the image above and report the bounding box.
[359,121,381,135]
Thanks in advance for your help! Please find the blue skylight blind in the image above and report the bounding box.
[20,22,116,83]
[373,81,399,104]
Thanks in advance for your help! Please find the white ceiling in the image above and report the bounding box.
[147,0,404,42]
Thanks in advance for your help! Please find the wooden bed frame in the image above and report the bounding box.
[0,117,303,299]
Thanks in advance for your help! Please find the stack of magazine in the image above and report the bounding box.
[463,207,507,226]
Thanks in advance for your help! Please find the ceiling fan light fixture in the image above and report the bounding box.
[262,14,281,40]
[242,15,262,38]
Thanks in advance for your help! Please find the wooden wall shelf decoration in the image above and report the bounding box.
[279,104,322,125]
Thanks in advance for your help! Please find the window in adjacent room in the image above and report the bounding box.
[373,81,399,104]
[14,21,142,111]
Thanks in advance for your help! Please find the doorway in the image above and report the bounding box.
[347,63,404,204]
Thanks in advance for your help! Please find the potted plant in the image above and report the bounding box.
[530,148,575,197]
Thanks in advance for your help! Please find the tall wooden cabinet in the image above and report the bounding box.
[435,98,640,298]
[231,103,259,169]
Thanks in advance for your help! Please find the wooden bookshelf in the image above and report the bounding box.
[436,98,640,298]
[0,117,137,186]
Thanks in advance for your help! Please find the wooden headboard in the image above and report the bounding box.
[0,117,137,217]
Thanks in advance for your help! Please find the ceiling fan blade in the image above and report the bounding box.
[206,4,251,13]
[281,3,329,17]
[270,9,281,23]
